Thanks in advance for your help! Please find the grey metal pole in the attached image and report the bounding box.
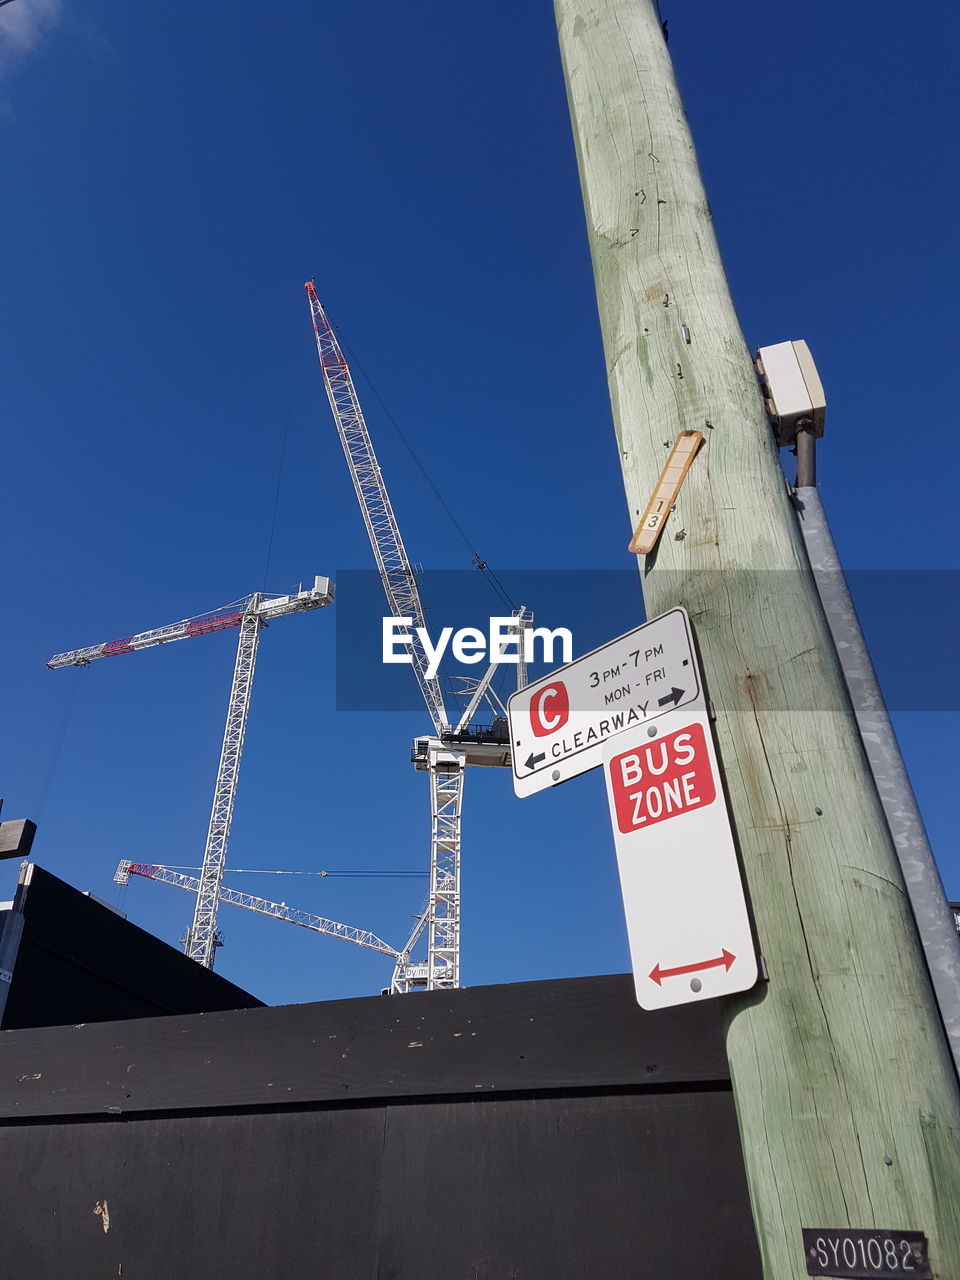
[794,483,960,1076]
[795,427,816,488]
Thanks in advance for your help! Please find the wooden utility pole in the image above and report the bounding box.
[555,3,960,1277]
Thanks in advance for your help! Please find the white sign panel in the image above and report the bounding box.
[602,707,757,1010]
[508,608,700,798]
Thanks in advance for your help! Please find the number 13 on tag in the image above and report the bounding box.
[629,431,703,556]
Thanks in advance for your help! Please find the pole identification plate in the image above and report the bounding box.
[801,1228,930,1279]
[602,706,757,1010]
[508,607,701,798]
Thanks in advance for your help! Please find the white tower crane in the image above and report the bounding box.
[305,284,528,991]
[115,859,429,991]
[48,577,334,967]
[115,860,399,959]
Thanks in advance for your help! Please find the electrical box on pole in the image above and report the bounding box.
[754,340,826,446]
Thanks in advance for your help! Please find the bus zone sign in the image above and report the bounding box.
[603,707,757,1010]
[507,608,701,798]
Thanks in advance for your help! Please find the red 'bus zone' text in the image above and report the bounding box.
[608,723,716,834]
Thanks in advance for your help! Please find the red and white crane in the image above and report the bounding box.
[48,577,334,967]
[305,284,528,990]
[115,860,432,991]
[115,858,400,954]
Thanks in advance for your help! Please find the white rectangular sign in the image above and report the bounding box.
[602,707,757,1010]
[508,607,701,798]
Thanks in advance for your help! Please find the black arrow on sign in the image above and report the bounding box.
[657,686,684,707]
[525,751,546,770]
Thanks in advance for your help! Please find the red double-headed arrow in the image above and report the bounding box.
[649,949,736,986]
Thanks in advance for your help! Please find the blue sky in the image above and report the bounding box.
[1,1,958,1006]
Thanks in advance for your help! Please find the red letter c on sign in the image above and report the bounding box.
[530,682,569,737]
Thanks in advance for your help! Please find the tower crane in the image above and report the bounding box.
[115,860,430,992]
[48,577,334,967]
[305,284,529,991]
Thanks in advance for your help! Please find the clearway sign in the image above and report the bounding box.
[602,707,757,1010]
[508,608,700,798]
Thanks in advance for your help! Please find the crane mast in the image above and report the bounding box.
[183,600,261,966]
[428,749,464,987]
[51,577,334,967]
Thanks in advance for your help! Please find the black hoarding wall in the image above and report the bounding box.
[0,863,262,1029]
[0,973,762,1280]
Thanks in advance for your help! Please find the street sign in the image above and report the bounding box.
[508,607,701,798]
[602,706,757,1010]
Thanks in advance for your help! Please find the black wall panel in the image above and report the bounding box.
[0,864,261,1029]
[0,973,761,1279]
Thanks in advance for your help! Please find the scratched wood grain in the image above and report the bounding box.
[554,3,960,1277]
[0,973,730,1118]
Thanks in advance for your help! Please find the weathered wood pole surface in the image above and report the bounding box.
[554,3,960,1276]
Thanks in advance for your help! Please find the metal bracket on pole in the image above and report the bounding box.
[761,337,960,1075]
[794,482,960,1077]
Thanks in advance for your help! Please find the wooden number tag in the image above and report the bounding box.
[628,431,703,556]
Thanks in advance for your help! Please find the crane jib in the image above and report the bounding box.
[186,609,246,637]
[101,636,136,657]
[305,282,448,734]
[118,861,400,961]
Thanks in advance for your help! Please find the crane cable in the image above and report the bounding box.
[36,666,85,821]
[156,866,426,878]
[261,367,295,591]
[334,327,517,612]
